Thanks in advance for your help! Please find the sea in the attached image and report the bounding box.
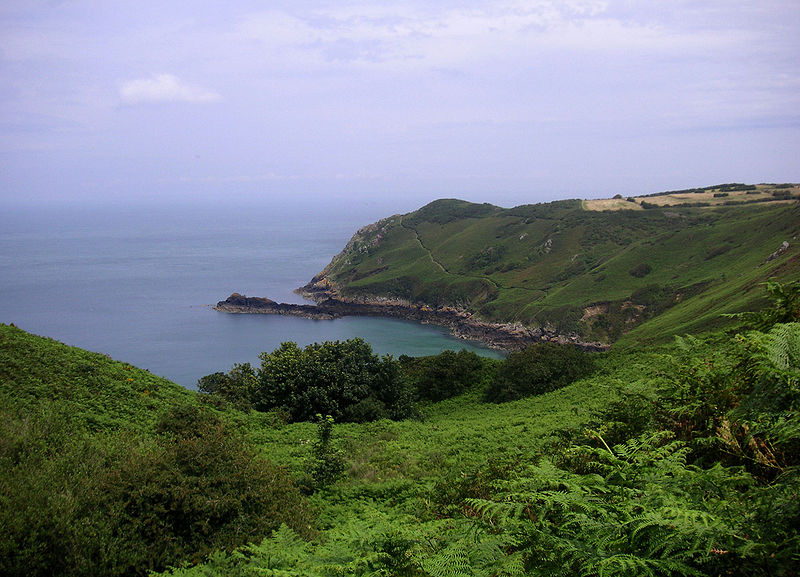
[0,197,501,389]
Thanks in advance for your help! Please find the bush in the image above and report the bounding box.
[199,339,415,423]
[197,363,256,411]
[705,244,733,260]
[0,404,119,577]
[305,414,346,490]
[253,338,415,423]
[485,342,596,403]
[400,350,486,402]
[0,403,313,577]
[629,262,652,278]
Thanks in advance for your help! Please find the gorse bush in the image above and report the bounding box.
[108,404,314,568]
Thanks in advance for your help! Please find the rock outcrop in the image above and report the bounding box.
[214,288,608,352]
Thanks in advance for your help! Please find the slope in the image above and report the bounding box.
[314,187,800,343]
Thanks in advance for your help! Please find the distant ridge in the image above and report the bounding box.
[220,184,800,347]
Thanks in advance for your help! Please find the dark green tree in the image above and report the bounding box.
[485,342,595,403]
[401,349,485,402]
[197,362,256,410]
[253,338,414,423]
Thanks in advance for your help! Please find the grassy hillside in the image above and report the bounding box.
[0,323,196,430]
[316,185,800,343]
[3,280,799,576]
[167,288,800,576]
[0,324,313,577]
[0,324,615,576]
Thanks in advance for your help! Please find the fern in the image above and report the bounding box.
[422,541,472,577]
[729,280,800,331]
[464,430,745,577]
[740,323,800,397]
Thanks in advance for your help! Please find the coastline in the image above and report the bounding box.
[213,282,609,352]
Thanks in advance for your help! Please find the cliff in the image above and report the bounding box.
[213,292,607,351]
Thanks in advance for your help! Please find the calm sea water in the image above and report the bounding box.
[0,198,500,389]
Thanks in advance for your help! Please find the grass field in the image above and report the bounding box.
[584,183,799,211]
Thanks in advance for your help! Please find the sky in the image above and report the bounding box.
[1,1,798,208]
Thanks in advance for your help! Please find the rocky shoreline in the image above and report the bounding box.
[213,288,608,352]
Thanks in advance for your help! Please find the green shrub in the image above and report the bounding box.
[485,342,596,403]
[305,414,346,490]
[197,363,256,411]
[199,339,416,423]
[705,243,733,260]
[400,349,486,402]
[253,338,415,423]
[629,262,652,278]
[0,403,314,577]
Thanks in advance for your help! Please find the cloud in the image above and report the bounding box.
[232,1,745,73]
[119,74,220,104]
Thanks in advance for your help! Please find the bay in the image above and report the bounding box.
[0,197,500,389]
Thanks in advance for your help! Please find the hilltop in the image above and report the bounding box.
[289,183,800,346]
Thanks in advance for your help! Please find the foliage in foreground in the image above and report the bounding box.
[0,325,314,577]
[3,282,800,577]
[161,293,800,577]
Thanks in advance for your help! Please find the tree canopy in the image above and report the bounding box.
[200,338,415,423]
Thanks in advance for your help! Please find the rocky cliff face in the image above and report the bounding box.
[213,293,338,319]
[214,291,608,352]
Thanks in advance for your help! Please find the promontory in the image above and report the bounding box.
[215,183,800,349]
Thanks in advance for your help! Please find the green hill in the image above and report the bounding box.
[310,184,800,344]
[3,182,800,576]
[2,283,799,576]
[0,322,196,431]
[0,324,313,577]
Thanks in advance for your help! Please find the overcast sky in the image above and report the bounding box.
[1,1,798,208]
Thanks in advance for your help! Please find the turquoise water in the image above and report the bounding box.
[0,199,500,388]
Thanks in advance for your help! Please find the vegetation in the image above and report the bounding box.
[200,338,415,423]
[399,349,487,402]
[154,282,798,577]
[316,188,799,343]
[0,325,313,577]
[485,342,596,402]
[2,282,798,575]
[2,185,800,576]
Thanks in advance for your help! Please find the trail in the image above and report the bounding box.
[400,219,500,289]
[400,220,451,276]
